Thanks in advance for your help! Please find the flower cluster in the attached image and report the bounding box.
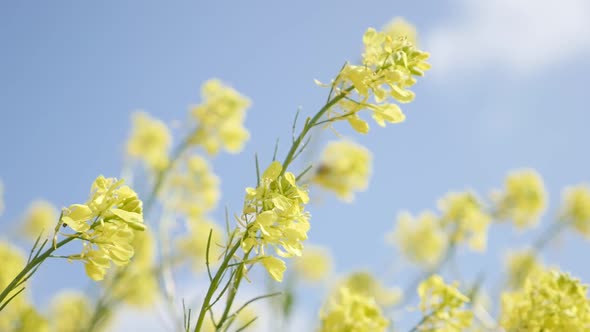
[560,185,590,237]
[0,242,27,331]
[492,169,546,229]
[505,249,543,289]
[389,211,447,266]
[334,271,402,307]
[60,176,145,280]
[190,79,251,155]
[240,161,310,281]
[438,191,491,251]
[324,26,430,133]
[293,244,333,282]
[49,291,92,332]
[319,287,389,332]
[417,275,473,331]
[126,111,172,171]
[501,269,590,331]
[383,17,418,46]
[313,140,372,202]
[20,200,58,239]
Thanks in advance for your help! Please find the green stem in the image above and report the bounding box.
[0,236,76,308]
[193,241,242,332]
[217,251,251,329]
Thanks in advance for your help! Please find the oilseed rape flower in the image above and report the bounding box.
[20,200,57,239]
[190,79,251,155]
[126,111,171,171]
[500,269,590,331]
[389,211,447,266]
[319,287,389,332]
[240,161,310,282]
[417,275,473,331]
[313,140,372,202]
[0,242,27,331]
[164,155,221,217]
[293,245,333,282]
[12,306,49,332]
[492,169,546,229]
[324,26,430,133]
[505,249,543,289]
[383,17,418,46]
[60,175,145,281]
[438,191,491,251]
[50,291,92,332]
[335,271,402,307]
[560,185,590,237]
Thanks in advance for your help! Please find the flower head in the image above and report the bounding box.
[293,245,333,282]
[0,241,28,330]
[240,161,310,282]
[319,287,389,332]
[190,79,251,155]
[417,275,473,331]
[505,249,543,289]
[501,269,590,331]
[560,185,590,237]
[50,291,92,332]
[126,111,171,171]
[313,140,372,202]
[383,17,418,46]
[59,176,145,281]
[20,200,58,240]
[438,191,491,251]
[389,211,447,266]
[334,271,402,307]
[492,169,546,229]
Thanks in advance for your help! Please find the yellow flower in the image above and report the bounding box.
[313,140,372,202]
[500,269,590,331]
[389,211,447,266]
[334,271,402,307]
[164,155,221,217]
[438,191,491,251]
[126,111,171,171]
[321,26,430,133]
[492,169,546,229]
[20,200,57,240]
[560,185,590,237]
[319,287,389,332]
[505,250,543,289]
[240,161,310,282]
[59,176,145,281]
[12,306,49,332]
[0,242,28,331]
[417,275,473,331]
[260,256,287,282]
[190,79,251,155]
[178,219,224,272]
[50,291,92,332]
[293,245,333,282]
[383,17,418,46]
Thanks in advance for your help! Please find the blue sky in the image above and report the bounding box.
[1,1,590,330]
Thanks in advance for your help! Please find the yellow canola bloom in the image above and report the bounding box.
[389,211,447,266]
[560,185,590,237]
[241,161,310,282]
[501,269,590,331]
[505,250,543,290]
[383,17,418,47]
[11,306,49,332]
[319,287,389,332]
[164,155,221,217]
[50,291,92,332]
[126,111,171,171]
[177,219,224,272]
[190,79,251,155]
[438,191,491,252]
[492,169,546,229]
[0,242,28,331]
[323,26,430,133]
[60,176,145,281]
[313,140,372,202]
[20,200,57,240]
[334,271,402,307]
[417,275,473,331]
[293,244,333,282]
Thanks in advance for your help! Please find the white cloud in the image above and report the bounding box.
[426,0,590,75]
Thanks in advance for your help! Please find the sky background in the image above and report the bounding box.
[1,0,590,330]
